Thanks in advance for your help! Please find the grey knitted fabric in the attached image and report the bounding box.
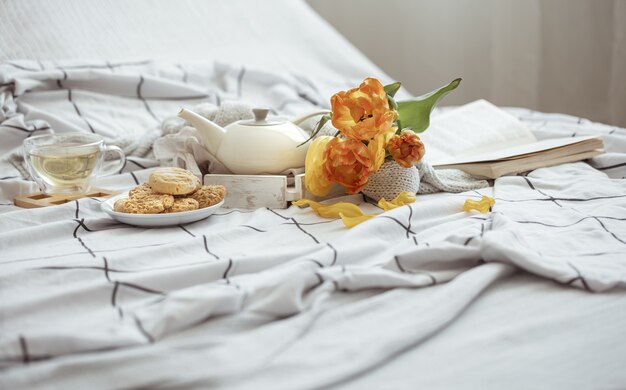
[362,160,489,201]
[363,161,420,201]
[161,101,254,136]
[417,161,489,194]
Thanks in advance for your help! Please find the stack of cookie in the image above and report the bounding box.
[114,167,226,214]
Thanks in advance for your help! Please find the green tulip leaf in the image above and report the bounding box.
[383,82,402,98]
[297,113,332,147]
[396,78,461,133]
[387,95,398,111]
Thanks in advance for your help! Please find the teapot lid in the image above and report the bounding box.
[239,108,287,126]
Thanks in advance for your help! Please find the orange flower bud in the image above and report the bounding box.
[323,138,373,194]
[386,130,425,168]
[331,78,396,141]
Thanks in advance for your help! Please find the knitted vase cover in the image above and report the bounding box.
[362,160,420,201]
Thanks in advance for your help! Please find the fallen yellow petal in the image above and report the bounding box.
[340,212,377,228]
[293,194,412,228]
[378,191,417,211]
[392,191,417,205]
[293,199,364,218]
[463,195,496,213]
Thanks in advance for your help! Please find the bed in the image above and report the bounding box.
[1,1,626,389]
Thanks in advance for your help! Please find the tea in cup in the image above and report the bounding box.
[23,133,126,194]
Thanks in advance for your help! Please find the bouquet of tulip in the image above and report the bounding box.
[303,77,461,197]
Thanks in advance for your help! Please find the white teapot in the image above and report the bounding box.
[178,108,327,175]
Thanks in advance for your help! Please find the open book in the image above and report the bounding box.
[419,100,604,179]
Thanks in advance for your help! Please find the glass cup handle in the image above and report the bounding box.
[100,145,126,176]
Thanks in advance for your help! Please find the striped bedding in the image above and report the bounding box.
[1,61,626,389]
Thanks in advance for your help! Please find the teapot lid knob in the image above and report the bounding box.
[253,108,270,123]
[240,108,286,126]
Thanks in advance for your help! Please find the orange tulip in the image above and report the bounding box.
[386,130,426,168]
[324,138,373,194]
[331,78,396,141]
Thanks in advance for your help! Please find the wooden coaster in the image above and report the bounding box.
[14,188,118,208]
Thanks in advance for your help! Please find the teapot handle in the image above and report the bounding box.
[291,110,331,126]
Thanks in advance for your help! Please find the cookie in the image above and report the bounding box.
[114,198,129,213]
[148,193,175,209]
[127,183,175,208]
[189,185,226,208]
[164,198,199,213]
[128,183,155,198]
[116,197,166,214]
[148,167,199,195]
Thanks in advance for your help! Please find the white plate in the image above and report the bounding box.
[101,193,224,227]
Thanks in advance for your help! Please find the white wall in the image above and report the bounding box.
[307,0,626,128]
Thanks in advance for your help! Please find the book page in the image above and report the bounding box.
[420,99,537,164]
[432,135,603,166]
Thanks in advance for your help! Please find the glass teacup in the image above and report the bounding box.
[23,133,126,194]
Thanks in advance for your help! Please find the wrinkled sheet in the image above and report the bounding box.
[1,61,626,389]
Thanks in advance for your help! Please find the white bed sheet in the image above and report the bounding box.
[1,59,625,390]
[1,1,626,389]
[0,0,395,96]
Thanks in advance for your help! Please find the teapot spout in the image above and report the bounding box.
[178,108,225,156]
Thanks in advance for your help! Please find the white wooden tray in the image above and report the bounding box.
[203,173,344,209]
[177,152,344,209]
